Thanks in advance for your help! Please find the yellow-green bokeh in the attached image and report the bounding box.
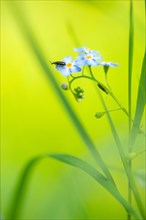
[1,0,145,219]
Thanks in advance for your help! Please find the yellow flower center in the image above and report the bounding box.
[86,55,92,60]
[66,63,72,68]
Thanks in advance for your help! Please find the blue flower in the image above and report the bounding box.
[75,51,102,66]
[56,56,81,76]
[74,46,99,55]
[99,61,119,74]
[99,61,119,67]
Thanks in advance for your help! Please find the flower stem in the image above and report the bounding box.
[128,0,134,218]
[69,74,129,118]
[105,108,122,113]
[69,72,145,136]
[105,73,111,89]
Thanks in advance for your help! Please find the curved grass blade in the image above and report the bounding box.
[97,90,145,219]
[50,154,143,219]
[128,0,134,134]
[7,154,142,219]
[7,155,43,219]
[7,2,115,185]
[130,52,146,145]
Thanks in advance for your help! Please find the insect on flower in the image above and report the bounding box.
[49,60,66,66]
[51,56,81,77]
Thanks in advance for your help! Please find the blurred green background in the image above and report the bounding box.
[1,0,145,219]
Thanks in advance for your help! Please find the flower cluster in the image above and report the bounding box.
[73,87,84,102]
[51,46,119,102]
[51,46,118,77]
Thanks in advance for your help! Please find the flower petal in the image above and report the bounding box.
[71,65,81,73]
[60,68,71,76]
[56,65,65,71]
[62,56,72,63]
[74,54,86,66]
[99,61,119,67]
[86,59,98,66]
[93,54,102,61]
[56,65,70,76]
[74,47,86,53]
[75,60,86,66]
[108,62,119,67]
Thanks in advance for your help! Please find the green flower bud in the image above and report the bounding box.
[74,93,84,102]
[76,98,82,102]
[74,87,80,92]
[73,86,85,102]
[79,92,83,96]
[128,152,137,160]
[95,112,105,118]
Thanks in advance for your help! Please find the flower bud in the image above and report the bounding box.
[95,112,105,118]
[61,83,69,90]
[128,152,137,160]
[73,87,85,102]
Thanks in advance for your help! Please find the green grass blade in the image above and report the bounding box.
[66,21,81,47]
[7,2,115,185]
[128,0,134,133]
[98,91,145,218]
[8,154,142,219]
[7,156,43,219]
[50,153,143,219]
[128,1,134,218]
[130,52,146,145]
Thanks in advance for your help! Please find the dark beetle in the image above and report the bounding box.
[50,61,66,66]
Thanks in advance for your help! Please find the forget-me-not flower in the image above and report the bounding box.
[99,61,119,74]
[99,61,119,67]
[75,51,102,66]
[56,56,81,76]
[74,46,99,55]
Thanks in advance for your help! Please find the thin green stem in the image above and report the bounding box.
[98,91,145,219]
[69,75,129,117]
[68,69,145,217]
[105,73,111,89]
[105,108,122,113]
[82,66,85,75]
[69,73,145,136]
[128,0,134,218]
[130,149,146,161]
[88,65,95,79]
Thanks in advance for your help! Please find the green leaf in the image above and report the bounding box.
[7,156,43,219]
[128,0,134,132]
[130,52,146,145]
[8,154,142,220]
[50,154,143,219]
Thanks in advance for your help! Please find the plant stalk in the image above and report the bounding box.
[128,0,134,219]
